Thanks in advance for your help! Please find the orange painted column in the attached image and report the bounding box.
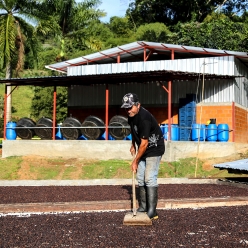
[168,81,172,140]
[3,84,7,140]
[232,101,235,142]
[168,50,174,140]
[53,86,57,140]
[105,84,109,140]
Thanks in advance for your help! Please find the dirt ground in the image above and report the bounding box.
[1,147,248,180]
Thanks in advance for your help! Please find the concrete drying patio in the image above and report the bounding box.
[1,178,248,215]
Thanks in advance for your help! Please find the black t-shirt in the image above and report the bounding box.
[128,107,165,159]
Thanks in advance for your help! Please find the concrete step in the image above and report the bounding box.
[1,196,248,216]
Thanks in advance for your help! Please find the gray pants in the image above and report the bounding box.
[136,156,162,187]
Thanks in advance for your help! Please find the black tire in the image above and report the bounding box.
[16,117,36,139]
[109,115,130,140]
[61,117,82,140]
[81,116,105,140]
[35,117,54,140]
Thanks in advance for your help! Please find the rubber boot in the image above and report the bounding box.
[146,187,158,220]
[137,186,147,212]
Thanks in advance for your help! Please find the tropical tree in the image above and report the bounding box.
[28,1,107,124]
[46,0,106,61]
[172,13,248,51]
[30,86,68,123]
[0,0,57,122]
[126,0,248,26]
[135,22,171,42]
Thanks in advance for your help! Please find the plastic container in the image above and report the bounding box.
[191,124,206,141]
[171,124,179,141]
[109,115,130,140]
[81,116,105,140]
[35,117,54,140]
[124,133,132,140]
[217,124,229,142]
[61,117,82,140]
[98,131,115,140]
[160,124,168,140]
[6,122,17,140]
[210,118,216,124]
[206,124,217,142]
[55,125,65,140]
[16,118,36,139]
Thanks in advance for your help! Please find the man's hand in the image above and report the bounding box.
[130,145,136,156]
[131,159,138,172]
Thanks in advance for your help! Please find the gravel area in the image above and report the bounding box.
[1,206,248,247]
[1,184,248,204]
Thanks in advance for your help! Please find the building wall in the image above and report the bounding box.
[195,104,233,142]
[68,103,248,143]
[68,79,236,107]
[68,105,179,125]
[234,104,248,143]
[194,103,248,143]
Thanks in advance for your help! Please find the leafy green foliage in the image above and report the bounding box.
[135,22,171,42]
[108,16,134,37]
[30,86,68,123]
[127,0,248,26]
[172,15,248,51]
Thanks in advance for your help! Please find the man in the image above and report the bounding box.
[121,93,165,219]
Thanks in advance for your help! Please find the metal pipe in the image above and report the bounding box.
[105,84,109,140]
[3,84,7,140]
[232,101,235,142]
[143,48,146,61]
[168,80,172,140]
[53,86,57,140]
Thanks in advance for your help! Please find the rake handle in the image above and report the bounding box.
[132,170,137,216]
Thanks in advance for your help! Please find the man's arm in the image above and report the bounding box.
[131,138,148,172]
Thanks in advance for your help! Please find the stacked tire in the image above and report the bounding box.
[35,117,54,140]
[109,115,130,140]
[61,117,82,140]
[81,116,105,140]
[16,117,36,139]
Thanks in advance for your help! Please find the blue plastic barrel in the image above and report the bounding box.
[124,133,132,140]
[191,124,206,141]
[217,124,229,142]
[160,124,168,140]
[98,131,115,140]
[6,121,17,140]
[55,125,66,140]
[171,124,179,141]
[206,124,217,142]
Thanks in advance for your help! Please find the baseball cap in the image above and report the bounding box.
[121,93,139,108]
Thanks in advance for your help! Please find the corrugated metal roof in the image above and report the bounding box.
[68,56,237,77]
[45,41,248,74]
[214,159,248,173]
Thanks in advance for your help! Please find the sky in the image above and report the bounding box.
[99,0,129,22]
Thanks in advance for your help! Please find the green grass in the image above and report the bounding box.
[0,156,22,179]
[80,160,131,179]
[159,158,232,178]
[0,84,34,120]
[0,156,246,180]
[62,166,78,180]
[29,164,61,180]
